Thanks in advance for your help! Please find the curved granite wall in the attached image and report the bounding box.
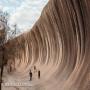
[2,0,90,90]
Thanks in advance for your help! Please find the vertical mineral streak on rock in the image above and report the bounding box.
[2,0,90,90]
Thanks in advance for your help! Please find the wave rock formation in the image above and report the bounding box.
[0,0,90,90]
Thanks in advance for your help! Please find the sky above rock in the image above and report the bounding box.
[0,0,48,32]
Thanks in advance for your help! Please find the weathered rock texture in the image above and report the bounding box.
[0,0,90,90]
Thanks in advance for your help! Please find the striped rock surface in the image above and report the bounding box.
[1,0,90,90]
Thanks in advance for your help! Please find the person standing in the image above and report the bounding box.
[34,66,37,73]
[29,70,32,81]
[38,70,40,79]
[34,66,36,71]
